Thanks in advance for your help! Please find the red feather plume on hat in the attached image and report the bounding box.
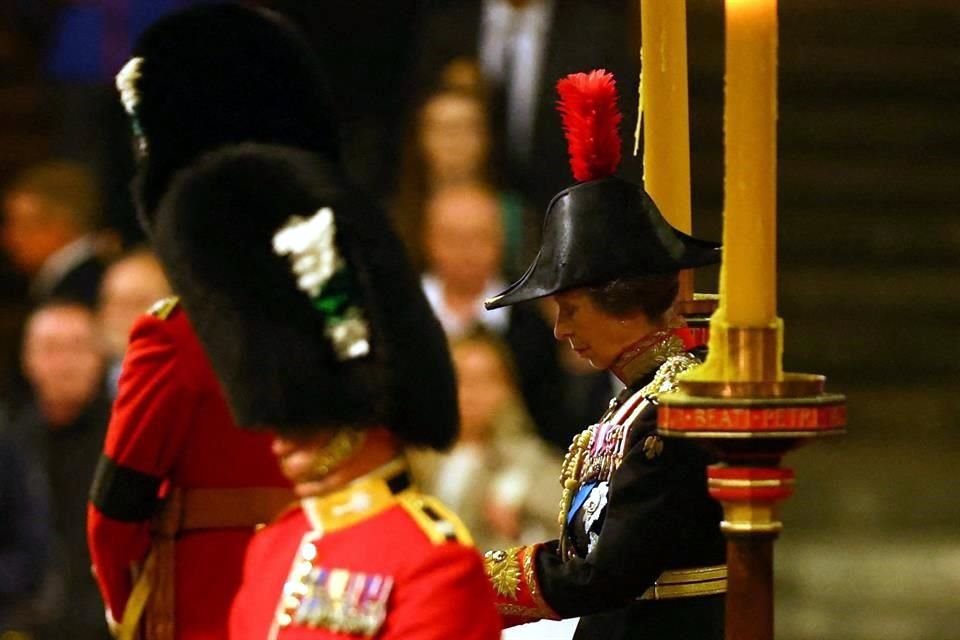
[556,69,623,182]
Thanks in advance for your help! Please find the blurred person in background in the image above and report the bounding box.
[421,183,568,448]
[13,0,214,242]
[0,422,50,636]
[392,59,529,277]
[2,161,106,306]
[412,0,639,210]
[411,328,560,551]
[17,301,109,640]
[97,248,171,396]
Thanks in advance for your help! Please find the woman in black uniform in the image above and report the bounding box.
[480,69,726,640]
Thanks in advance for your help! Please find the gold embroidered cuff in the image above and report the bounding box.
[484,544,559,627]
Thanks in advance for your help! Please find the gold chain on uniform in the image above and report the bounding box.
[310,428,367,477]
[555,337,701,560]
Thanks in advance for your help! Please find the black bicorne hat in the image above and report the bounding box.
[486,70,720,310]
[118,3,342,227]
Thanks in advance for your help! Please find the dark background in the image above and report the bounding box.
[0,1,957,638]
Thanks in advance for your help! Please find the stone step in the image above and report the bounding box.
[689,151,960,210]
[777,210,960,267]
[687,266,960,383]
[776,535,960,640]
[782,318,960,384]
[686,3,960,103]
[778,266,959,315]
[690,101,960,156]
[782,418,960,530]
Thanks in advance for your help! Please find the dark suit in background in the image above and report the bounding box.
[43,255,105,307]
[258,0,424,199]
[12,392,111,640]
[0,424,50,634]
[413,0,640,211]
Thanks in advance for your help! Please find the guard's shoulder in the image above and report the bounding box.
[396,491,474,547]
[147,295,180,320]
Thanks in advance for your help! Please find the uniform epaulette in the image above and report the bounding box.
[397,492,474,546]
[148,296,180,320]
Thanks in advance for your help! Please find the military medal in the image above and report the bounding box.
[277,536,394,637]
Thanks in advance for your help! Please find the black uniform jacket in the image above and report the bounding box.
[484,345,725,640]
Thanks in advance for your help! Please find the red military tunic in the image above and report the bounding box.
[230,459,501,640]
[87,297,291,639]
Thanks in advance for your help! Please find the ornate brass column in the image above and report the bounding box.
[659,328,845,640]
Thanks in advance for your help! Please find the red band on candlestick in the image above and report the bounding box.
[659,404,845,433]
[708,466,795,502]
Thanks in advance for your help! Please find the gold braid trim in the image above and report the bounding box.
[522,545,560,620]
[498,604,552,619]
[614,331,687,384]
[557,428,593,558]
[309,429,367,477]
[486,546,560,622]
[638,353,701,402]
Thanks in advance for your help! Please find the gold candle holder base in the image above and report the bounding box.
[710,325,782,384]
[658,326,845,640]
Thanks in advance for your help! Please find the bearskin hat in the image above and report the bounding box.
[119,3,341,226]
[120,5,457,448]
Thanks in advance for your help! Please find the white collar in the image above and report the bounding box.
[421,274,511,337]
[485,0,552,27]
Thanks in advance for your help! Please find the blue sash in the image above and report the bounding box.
[566,481,598,525]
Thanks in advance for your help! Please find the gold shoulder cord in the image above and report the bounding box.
[555,390,623,559]
[309,429,367,477]
[639,353,700,401]
[554,352,701,560]
[557,428,593,559]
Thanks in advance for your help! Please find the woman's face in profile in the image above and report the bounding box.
[552,289,651,371]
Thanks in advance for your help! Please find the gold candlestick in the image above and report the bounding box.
[639,0,709,320]
[658,2,846,639]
